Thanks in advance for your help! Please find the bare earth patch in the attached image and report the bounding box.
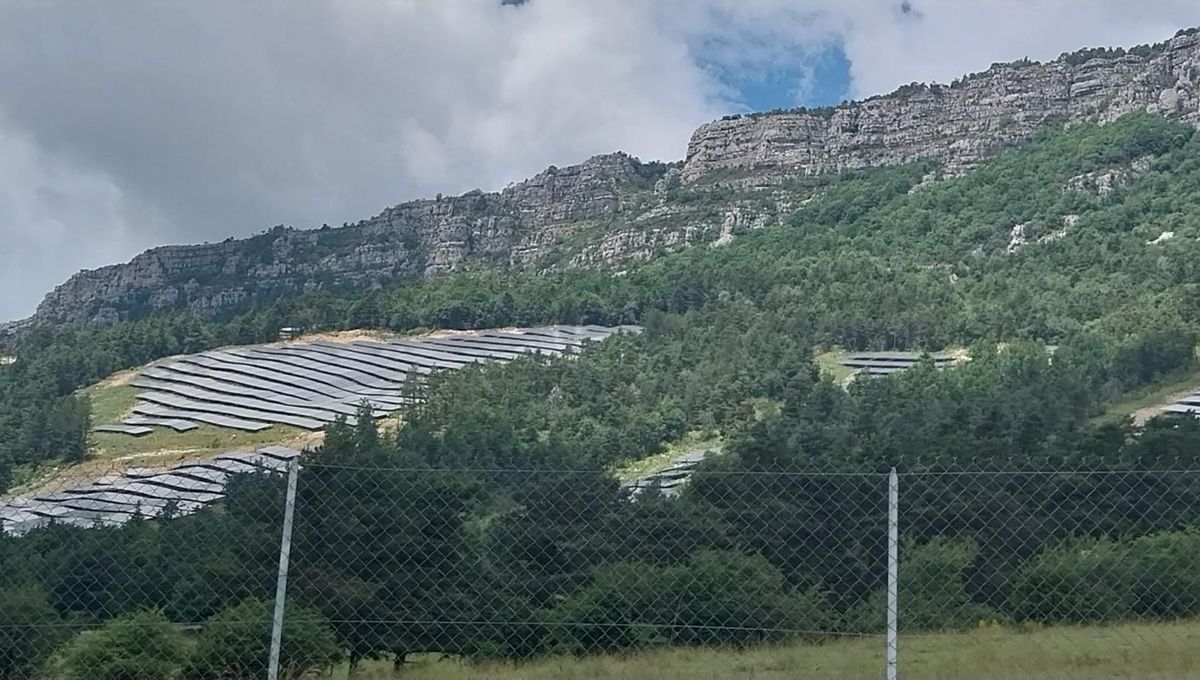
[1130,386,1196,425]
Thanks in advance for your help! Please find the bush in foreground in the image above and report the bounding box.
[183,598,339,680]
[544,550,833,652]
[0,584,65,680]
[1012,529,1200,623]
[845,538,1001,633]
[56,609,187,680]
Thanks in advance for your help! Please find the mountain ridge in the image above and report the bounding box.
[18,26,1200,332]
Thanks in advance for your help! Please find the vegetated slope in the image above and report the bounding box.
[3,112,1200,487]
[19,27,1200,331]
[9,114,1200,674]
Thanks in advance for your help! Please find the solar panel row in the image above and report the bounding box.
[0,447,300,535]
[97,326,635,435]
[94,424,154,437]
[122,416,200,432]
[622,448,717,499]
[132,404,273,432]
[839,351,957,377]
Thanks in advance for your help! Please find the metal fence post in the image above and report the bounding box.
[886,467,900,680]
[268,456,301,680]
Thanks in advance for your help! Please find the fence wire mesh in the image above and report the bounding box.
[0,454,295,680]
[3,457,1200,679]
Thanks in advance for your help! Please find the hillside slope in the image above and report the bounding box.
[7,110,1200,485]
[8,104,1200,678]
[21,27,1200,331]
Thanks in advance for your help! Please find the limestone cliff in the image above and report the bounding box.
[25,28,1200,329]
[682,30,1200,181]
[33,153,676,326]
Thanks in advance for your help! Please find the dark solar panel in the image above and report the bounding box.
[184,353,353,400]
[342,340,470,369]
[134,382,349,421]
[464,333,573,352]
[122,416,199,432]
[155,361,335,402]
[511,328,589,345]
[0,445,303,533]
[418,338,527,360]
[132,404,273,432]
[240,347,404,392]
[277,343,420,379]
[211,349,404,398]
[95,424,155,436]
[135,391,331,430]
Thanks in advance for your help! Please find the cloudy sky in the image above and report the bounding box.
[2,0,1199,320]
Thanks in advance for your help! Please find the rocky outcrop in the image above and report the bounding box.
[25,27,1200,330]
[0,318,28,350]
[1064,155,1154,195]
[33,153,666,326]
[681,31,1200,181]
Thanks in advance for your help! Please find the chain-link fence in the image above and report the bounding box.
[4,457,1200,679]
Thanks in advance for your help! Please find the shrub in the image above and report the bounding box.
[0,584,65,679]
[1010,538,1131,623]
[1125,530,1200,619]
[544,550,832,652]
[56,609,187,680]
[183,598,339,680]
[1011,529,1200,624]
[845,538,1000,633]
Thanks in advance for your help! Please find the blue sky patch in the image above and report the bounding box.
[721,41,851,114]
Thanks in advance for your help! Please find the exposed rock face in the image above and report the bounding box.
[681,32,1200,181]
[34,153,665,326]
[1006,224,1029,254]
[1064,155,1154,195]
[0,318,28,350]
[25,28,1200,330]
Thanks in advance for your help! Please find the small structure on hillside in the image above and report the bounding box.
[278,326,305,342]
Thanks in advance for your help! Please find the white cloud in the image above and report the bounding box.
[0,0,1198,320]
[823,0,1200,98]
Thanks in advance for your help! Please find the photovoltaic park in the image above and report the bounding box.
[2,325,634,535]
[98,325,635,435]
[0,447,299,535]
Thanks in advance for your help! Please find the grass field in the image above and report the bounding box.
[84,380,312,462]
[814,348,857,385]
[332,620,1200,679]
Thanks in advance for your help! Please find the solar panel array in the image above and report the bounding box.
[1160,392,1200,418]
[97,325,635,434]
[622,449,716,499]
[840,351,956,376]
[0,446,300,535]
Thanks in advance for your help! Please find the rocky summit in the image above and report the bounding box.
[24,28,1200,330]
[681,30,1200,181]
